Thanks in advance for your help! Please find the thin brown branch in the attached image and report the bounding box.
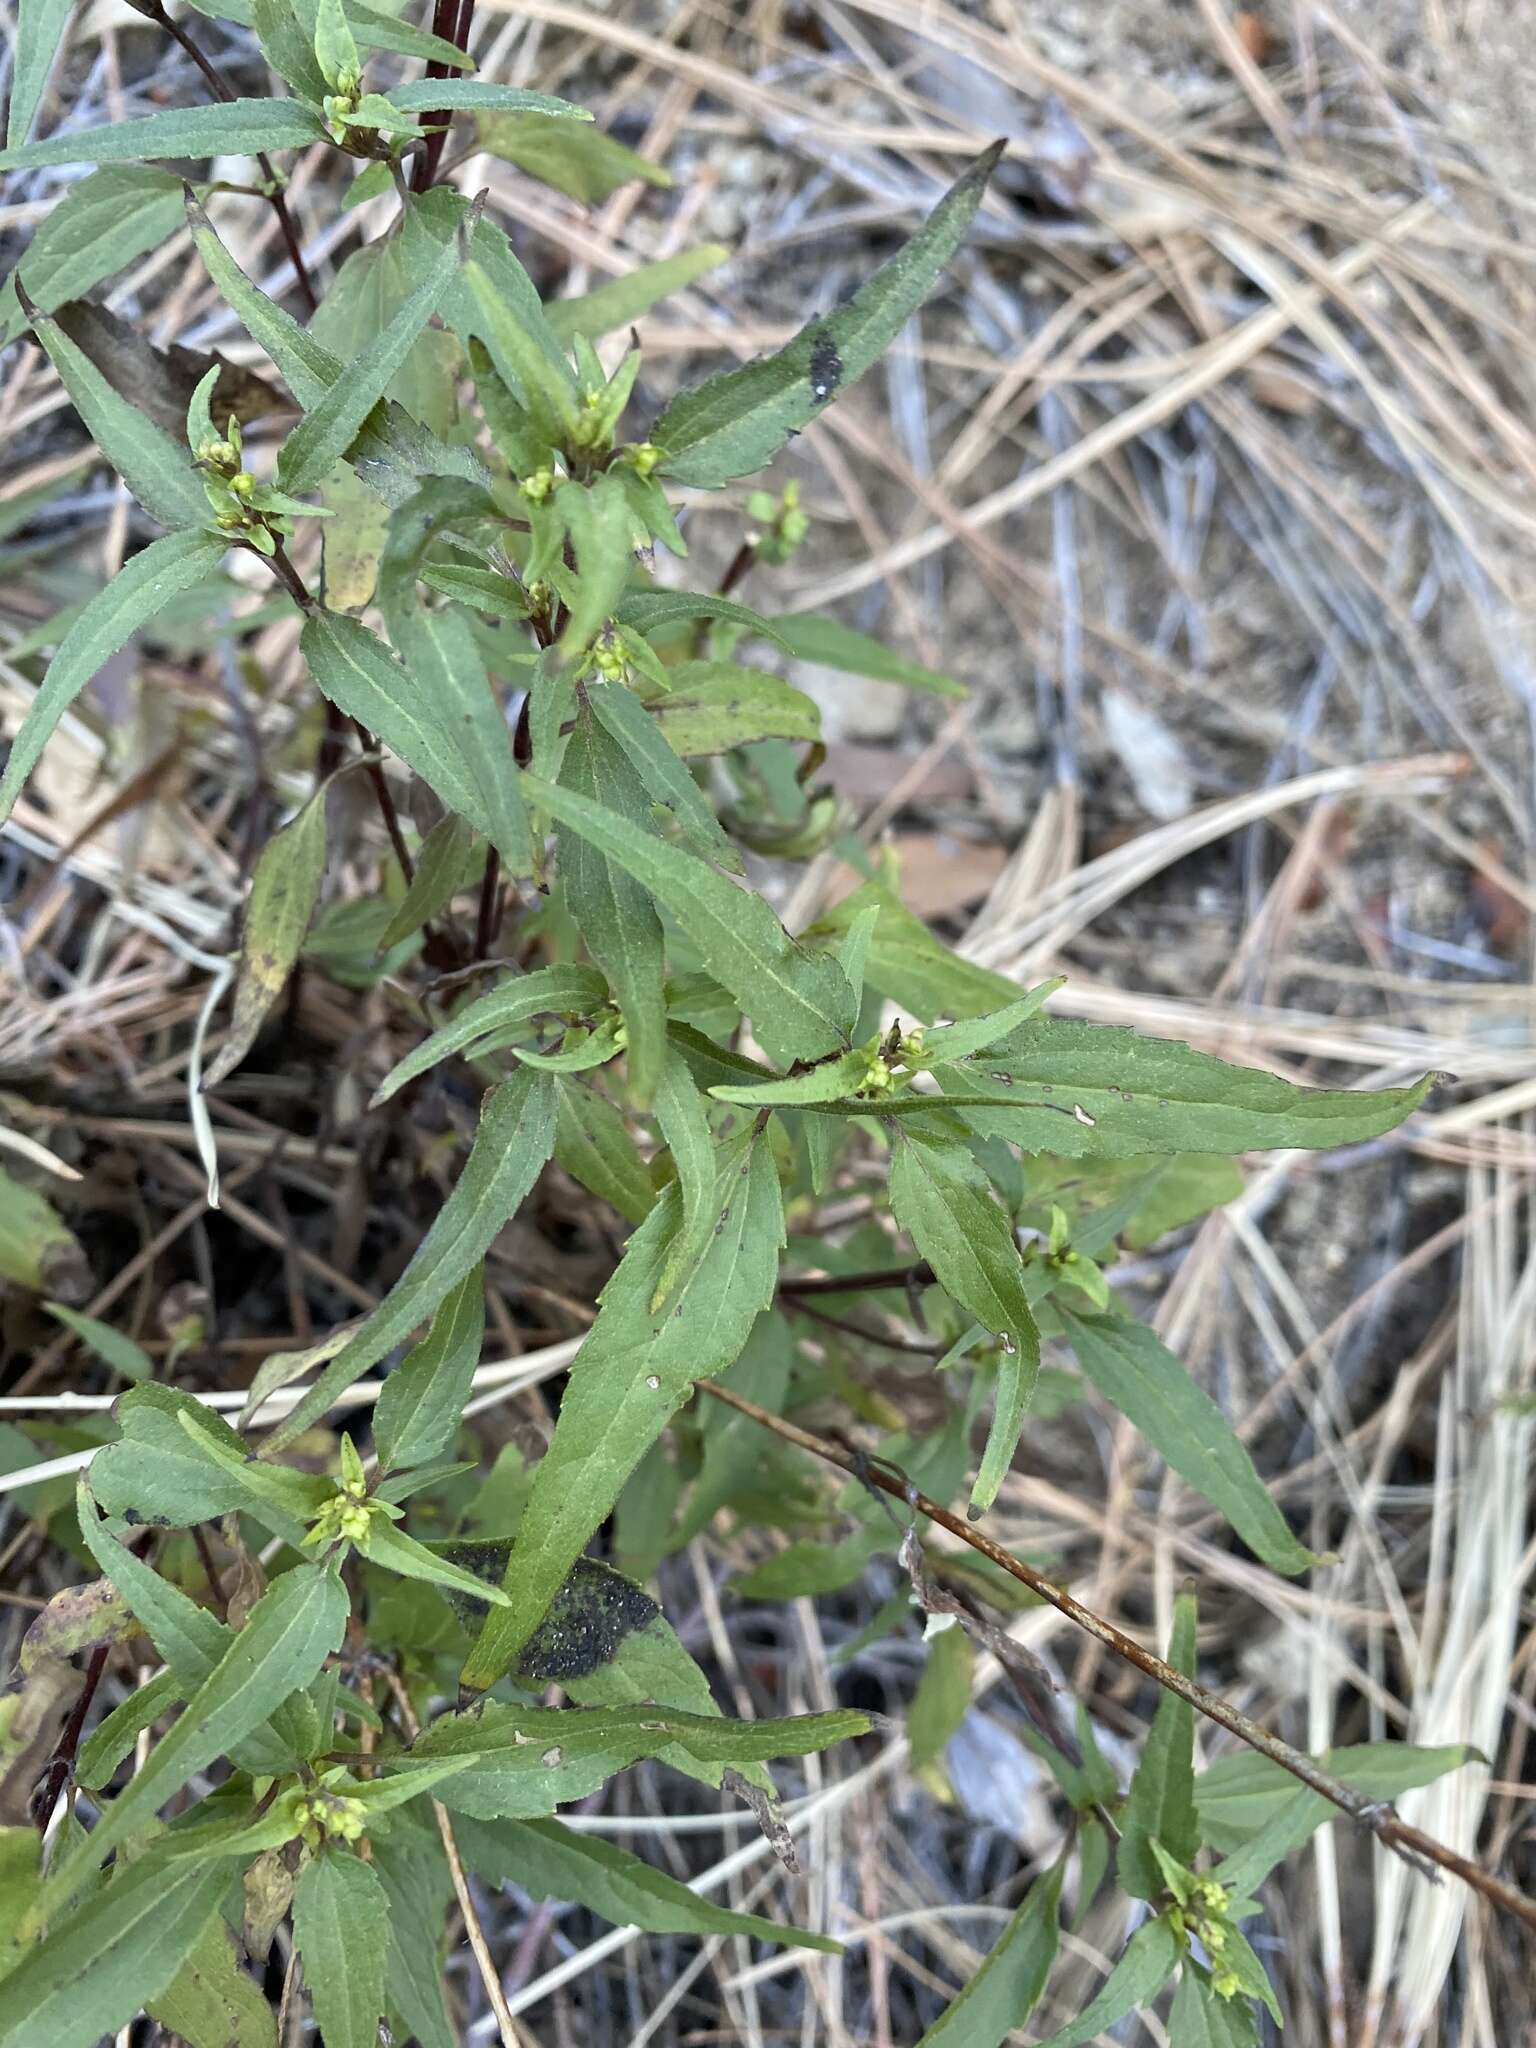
[130,0,318,312]
[698,1377,1536,1936]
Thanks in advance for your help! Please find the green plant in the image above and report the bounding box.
[0,6,1509,2043]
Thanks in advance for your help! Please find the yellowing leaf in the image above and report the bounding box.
[203,786,326,1090]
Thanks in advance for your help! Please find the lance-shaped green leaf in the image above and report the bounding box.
[769,611,966,698]
[555,1076,655,1225]
[347,0,473,64]
[463,260,578,442]
[293,1850,389,2048]
[914,1861,1063,2048]
[1030,1916,1181,2048]
[649,1047,717,1312]
[1166,1966,1262,2048]
[265,1067,557,1449]
[555,474,635,654]
[43,1304,152,1384]
[7,0,74,152]
[381,79,587,118]
[472,109,668,203]
[311,0,358,91]
[646,661,821,756]
[1194,1740,1477,1859]
[1118,1588,1200,1898]
[616,588,791,653]
[653,143,1002,488]
[916,981,1065,1064]
[300,610,521,867]
[548,245,728,343]
[710,1047,882,1107]
[587,678,742,871]
[389,1701,869,1819]
[0,166,184,347]
[187,194,341,410]
[926,1016,1434,1158]
[365,1517,513,1606]
[39,1563,347,1917]
[85,1385,299,1544]
[558,707,666,1103]
[369,1817,456,2048]
[805,880,1021,1023]
[373,1265,484,1472]
[889,1130,1040,1513]
[527,772,853,1066]
[459,1815,840,1950]
[376,813,482,952]
[19,300,209,528]
[1059,1307,1321,1576]
[276,222,467,494]
[461,1132,783,1690]
[0,1846,220,2048]
[78,1668,181,1790]
[202,783,327,1089]
[147,1909,277,2048]
[0,97,324,170]
[405,188,572,392]
[371,964,607,1105]
[909,1622,972,1770]
[252,0,328,99]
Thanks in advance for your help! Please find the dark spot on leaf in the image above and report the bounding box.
[516,1559,658,1683]
[121,1508,144,1526]
[809,333,842,404]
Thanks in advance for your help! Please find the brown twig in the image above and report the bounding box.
[410,0,477,192]
[697,1377,1536,1935]
[128,0,318,312]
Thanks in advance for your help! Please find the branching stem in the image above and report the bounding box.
[698,1377,1536,1934]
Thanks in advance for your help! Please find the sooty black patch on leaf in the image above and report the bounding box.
[517,1558,658,1683]
[431,1544,658,1681]
[808,332,843,404]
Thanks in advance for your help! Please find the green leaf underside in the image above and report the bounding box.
[23,312,208,529]
[1195,1740,1477,1858]
[1118,1589,1199,1899]
[654,142,1003,487]
[889,1131,1040,1511]
[526,771,853,1067]
[558,710,666,1102]
[1059,1307,1320,1576]
[1030,1916,1181,2048]
[293,1851,390,2048]
[265,1068,556,1448]
[1,167,184,346]
[546,245,728,342]
[461,1135,783,1689]
[147,1910,276,2048]
[0,97,323,170]
[460,1816,838,1949]
[300,611,529,869]
[389,1702,870,1818]
[8,0,75,153]
[371,964,607,1105]
[772,611,965,697]
[373,1265,485,1471]
[0,1849,219,2048]
[914,1862,1063,2048]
